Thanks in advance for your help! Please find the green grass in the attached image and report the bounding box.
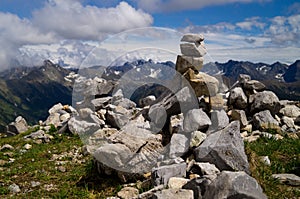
[245,136,300,199]
[1,126,299,198]
[0,127,123,198]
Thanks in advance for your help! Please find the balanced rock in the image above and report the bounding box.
[203,171,267,199]
[184,69,219,97]
[181,33,204,43]
[175,55,204,74]
[195,121,250,173]
[180,43,207,57]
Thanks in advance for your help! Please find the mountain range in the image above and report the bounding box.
[0,59,299,132]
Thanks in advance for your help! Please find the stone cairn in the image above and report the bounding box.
[5,33,300,198]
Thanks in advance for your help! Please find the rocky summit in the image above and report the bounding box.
[1,34,300,198]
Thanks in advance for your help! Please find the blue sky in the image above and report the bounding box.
[0,0,299,68]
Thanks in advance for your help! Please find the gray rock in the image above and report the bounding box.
[78,77,115,98]
[183,109,211,133]
[175,55,204,74]
[153,188,194,199]
[152,162,187,186]
[260,156,271,166]
[79,108,94,119]
[282,116,295,128]
[112,98,136,109]
[23,130,52,143]
[8,183,21,193]
[91,97,112,111]
[250,91,281,115]
[96,79,115,97]
[203,171,267,199]
[148,87,198,130]
[228,109,248,128]
[96,128,164,175]
[194,162,220,176]
[272,173,300,186]
[68,117,100,135]
[228,87,247,109]
[195,121,250,173]
[180,43,207,57]
[139,95,156,107]
[253,110,280,131]
[94,143,131,172]
[106,110,130,129]
[48,103,64,115]
[0,144,14,151]
[279,105,300,118]
[190,131,207,148]
[59,113,71,122]
[169,133,189,158]
[209,109,229,132]
[30,181,41,188]
[6,116,28,136]
[168,177,190,189]
[181,33,204,43]
[117,187,139,199]
[243,80,266,91]
[45,113,61,127]
[137,185,164,199]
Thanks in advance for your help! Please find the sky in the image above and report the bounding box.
[0,0,299,69]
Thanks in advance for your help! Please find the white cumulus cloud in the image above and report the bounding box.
[0,0,153,70]
[32,0,153,40]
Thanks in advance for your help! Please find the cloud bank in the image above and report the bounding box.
[135,0,271,13]
[0,1,153,69]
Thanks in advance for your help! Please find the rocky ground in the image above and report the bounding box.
[1,34,300,198]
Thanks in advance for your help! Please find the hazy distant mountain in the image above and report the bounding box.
[203,60,299,100]
[0,60,73,132]
[284,60,300,83]
[0,58,299,132]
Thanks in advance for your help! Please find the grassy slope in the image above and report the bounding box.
[0,128,122,198]
[245,136,300,199]
[0,128,299,198]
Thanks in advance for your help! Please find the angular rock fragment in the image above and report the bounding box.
[183,109,211,133]
[152,162,187,186]
[195,121,250,173]
[249,91,281,115]
[203,171,267,199]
